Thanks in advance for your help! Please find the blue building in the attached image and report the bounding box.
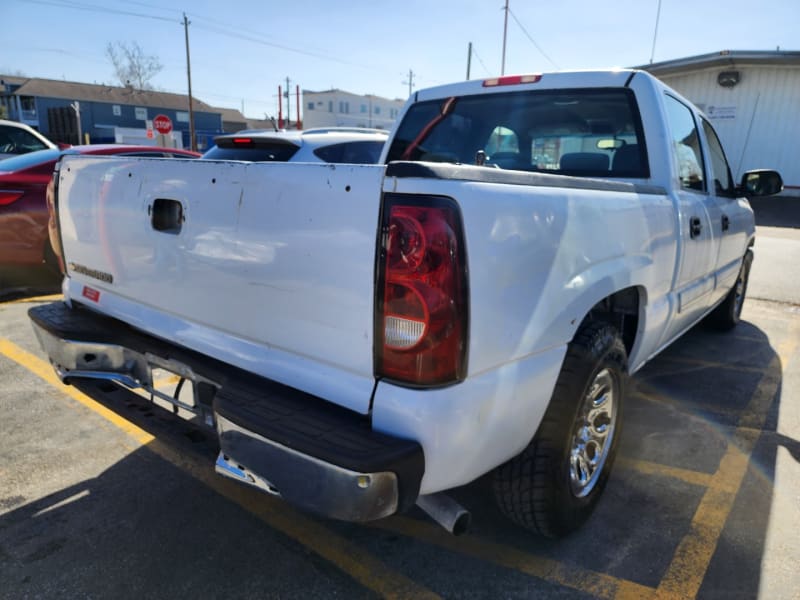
[0,75,223,151]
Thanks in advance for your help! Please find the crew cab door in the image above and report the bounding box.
[662,95,720,340]
[701,117,752,301]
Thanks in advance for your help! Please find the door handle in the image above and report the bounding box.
[690,216,702,239]
[150,198,183,234]
[721,214,730,231]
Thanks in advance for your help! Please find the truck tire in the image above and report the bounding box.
[493,322,627,537]
[705,250,753,331]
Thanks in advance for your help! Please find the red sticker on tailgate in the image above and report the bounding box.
[82,286,100,302]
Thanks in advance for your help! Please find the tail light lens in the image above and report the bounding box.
[45,172,66,274]
[0,190,24,206]
[375,194,468,386]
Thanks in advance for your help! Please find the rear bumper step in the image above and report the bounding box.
[28,301,425,521]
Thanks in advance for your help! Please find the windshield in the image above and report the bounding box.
[386,88,648,178]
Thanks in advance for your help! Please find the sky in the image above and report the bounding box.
[3,0,798,120]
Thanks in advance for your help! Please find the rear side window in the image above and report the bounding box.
[386,88,649,178]
[313,141,384,164]
[202,143,299,162]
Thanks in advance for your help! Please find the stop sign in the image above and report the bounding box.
[153,114,173,135]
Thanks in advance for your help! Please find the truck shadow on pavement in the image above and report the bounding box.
[0,318,792,598]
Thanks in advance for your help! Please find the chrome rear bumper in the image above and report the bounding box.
[28,302,424,523]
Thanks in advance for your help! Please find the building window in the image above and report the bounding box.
[328,101,333,113]
[339,101,349,114]
[307,102,315,110]
[176,111,189,122]
[112,104,121,116]
[374,106,381,115]
[135,107,147,120]
[360,104,367,113]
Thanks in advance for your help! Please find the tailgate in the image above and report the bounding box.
[56,155,385,414]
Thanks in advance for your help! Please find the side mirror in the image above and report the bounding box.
[739,169,783,197]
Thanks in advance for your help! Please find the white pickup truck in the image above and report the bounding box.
[30,70,782,538]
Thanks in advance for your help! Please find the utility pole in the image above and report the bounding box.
[285,77,291,129]
[501,0,509,75]
[183,13,196,151]
[649,0,662,64]
[70,101,82,145]
[403,69,415,97]
[466,42,472,80]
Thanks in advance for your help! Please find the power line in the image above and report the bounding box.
[470,47,493,77]
[20,0,177,23]
[507,7,560,70]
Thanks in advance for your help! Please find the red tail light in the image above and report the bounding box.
[45,173,65,274]
[232,138,253,145]
[376,194,468,386]
[0,190,24,206]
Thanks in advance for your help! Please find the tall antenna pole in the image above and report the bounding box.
[501,0,509,75]
[466,42,472,79]
[649,0,662,64]
[183,13,196,151]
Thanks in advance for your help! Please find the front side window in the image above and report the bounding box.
[664,95,705,192]
[385,88,648,178]
[701,118,734,196]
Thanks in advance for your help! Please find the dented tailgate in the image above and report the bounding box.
[56,155,385,414]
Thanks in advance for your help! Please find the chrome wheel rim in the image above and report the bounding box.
[569,368,618,498]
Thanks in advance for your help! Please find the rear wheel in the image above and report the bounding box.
[706,250,753,330]
[493,322,627,537]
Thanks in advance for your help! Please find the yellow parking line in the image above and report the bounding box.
[651,326,800,600]
[373,516,656,599]
[616,457,713,488]
[2,293,62,305]
[0,338,440,600]
[0,338,155,446]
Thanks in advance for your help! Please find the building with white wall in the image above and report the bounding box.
[642,50,800,194]
[303,89,404,130]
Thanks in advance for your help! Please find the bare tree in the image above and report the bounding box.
[106,42,163,90]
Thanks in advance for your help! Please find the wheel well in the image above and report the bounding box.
[579,287,641,356]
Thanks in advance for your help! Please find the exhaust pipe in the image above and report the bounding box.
[416,493,471,536]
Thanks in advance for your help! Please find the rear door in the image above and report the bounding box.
[57,156,385,414]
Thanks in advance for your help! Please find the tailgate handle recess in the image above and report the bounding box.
[150,198,184,234]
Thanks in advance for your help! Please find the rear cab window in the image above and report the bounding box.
[386,88,649,178]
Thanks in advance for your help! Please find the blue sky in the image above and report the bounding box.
[4,0,798,119]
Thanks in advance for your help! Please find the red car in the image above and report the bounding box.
[0,145,200,278]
